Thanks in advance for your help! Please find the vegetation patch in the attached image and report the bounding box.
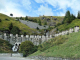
[0,13,37,35]
[19,41,38,57]
[29,31,80,58]
[0,38,12,53]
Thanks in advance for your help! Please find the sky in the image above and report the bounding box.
[0,0,80,17]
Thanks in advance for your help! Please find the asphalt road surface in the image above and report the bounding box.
[0,57,37,60]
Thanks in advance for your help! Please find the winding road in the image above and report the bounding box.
[0,57,37,60]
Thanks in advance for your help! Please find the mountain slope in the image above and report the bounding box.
[0,13,37,34]
[19,20,48,29]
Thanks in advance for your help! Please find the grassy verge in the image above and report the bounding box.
[29,31,80,58]
[0,38,12,53]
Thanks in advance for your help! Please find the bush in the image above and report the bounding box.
[38,36,67,52]
[25,16,28,20]
[0,38,12,53]
[36,27,39,30]
[38,19,42,26]
[5,18,9,21]
[0,19,2,22]
[23,32,27,36]
[8,23,13,31]
[19,41,37,57]
[11,26,20,35]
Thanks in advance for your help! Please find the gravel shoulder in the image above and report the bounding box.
[0,57,38,60]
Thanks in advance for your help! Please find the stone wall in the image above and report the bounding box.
[0,53,23,57]
[0,26,79,46]
[54,26,79,37]
[28,56,80,60]
[0,33,52,46]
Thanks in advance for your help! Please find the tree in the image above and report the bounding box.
[34,19,37,22]
[19,41,35,57]
[23,32,26,36]
[65,10,70,18]
[10,13,13,17]
[11,26,20,35]
[70,14,76,21]
[62,10,76,24]
[44,22,47,25]
[38,19,42,26]
[20,16,22,20]
[77,11,80,19]
[36,27,39,30]
[25,16,28,20]
[0,19,2,22]
[8,23,13,31]
[63,10,71,23]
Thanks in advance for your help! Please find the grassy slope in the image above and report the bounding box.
[30,16,64,25]
[0,13,37,34]
[29,31,80,58]
[19,16,64,26]
[0,38,12,53]
[57,19,80,31]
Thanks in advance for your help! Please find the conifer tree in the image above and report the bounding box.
[44,22,47,25]
[62,10,76,24]
[77,11,80,19]
[8,23,13,31]
[25,16,28,20]
[38,19,42,26]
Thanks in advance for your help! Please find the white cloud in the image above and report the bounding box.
[35,0,45,3]
[36,5,53,16]
[0,0,80,17]
[21,0,31,11]
[0,0,25,17]
[57,11,65,16]
[35,0,80,16]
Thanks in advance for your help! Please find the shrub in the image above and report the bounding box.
[19,41,37,57]
[23,32,27,36]
[25,16,28,20]
[38,19,42,26]
[0,19,2,22]
[38,45,43,51]
[11,26,20,35]
[36,27,39,30]
[5,18,9,21]
[44,22,47,25]
[38,36,67,52]
[0,38,12,53]
[8,23,13,31]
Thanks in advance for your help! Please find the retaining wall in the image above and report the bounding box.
[0,53,23,57]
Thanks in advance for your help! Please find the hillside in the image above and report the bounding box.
[0,13,37,35]
[29,16,64,26]
[16,16,64,27]
[50,19,80,35]
[19,20,48,29]
[0,38,12,53]
[29,31,80,58]
[14,16,64,35]
[57,19,80,31]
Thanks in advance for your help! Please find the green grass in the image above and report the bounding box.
[29,31,80,58]
[57,19,80,31]
[0,38,12,53]
[0,13,37,34]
